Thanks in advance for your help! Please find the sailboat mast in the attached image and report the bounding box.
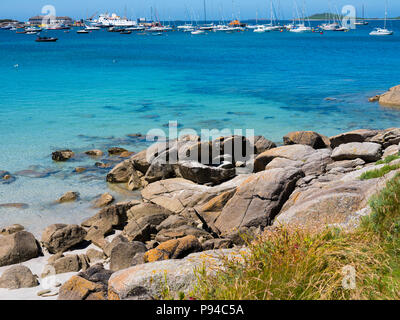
[384,1,387,29]
[203,0,207,25]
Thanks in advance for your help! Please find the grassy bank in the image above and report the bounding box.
[192,174,400,300]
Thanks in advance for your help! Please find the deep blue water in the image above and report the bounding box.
[1,20,400,234]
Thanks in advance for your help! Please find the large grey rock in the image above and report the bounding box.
[331,142,382,162]
[0,265,38,289]
[274,167,400,230]
[82,201,140,247]
[108,249,248,300]
[126,202,173,221]
[329,129,379,149]
[176,161,236,185]
[369,128,400,148]
[156,215,195,232]
[41,224,87,254]
[0,231,41,267]
[383,144,400,158]
[141,175,250,216]
[213,168,304,236]
[110,242,147,271]
[123,212,169,242]
[254,145,316,172]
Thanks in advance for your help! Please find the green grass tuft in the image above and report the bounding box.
[376,153,400,165]
[359,164,400,180]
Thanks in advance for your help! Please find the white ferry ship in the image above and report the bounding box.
[90,13,137,27]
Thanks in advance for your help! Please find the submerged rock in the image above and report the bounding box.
[0,203,29,209]
[108,147,128,156]
[0,171,15,184]
[85,149,103,157]
[58,191,80,203]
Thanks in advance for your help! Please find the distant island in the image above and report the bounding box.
[306,12,400,20]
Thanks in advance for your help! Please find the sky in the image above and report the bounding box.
[1,1,399,21]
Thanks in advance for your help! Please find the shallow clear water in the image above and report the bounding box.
[1,21,400,235]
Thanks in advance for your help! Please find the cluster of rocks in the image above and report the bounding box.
[1,127,400,300]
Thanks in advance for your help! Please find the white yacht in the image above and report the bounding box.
[370,28,393,36]
[320,22,339,31]
[289,24,312,33]
[254,25,267,33]
[370,2,393,36]
[177,24,194,31]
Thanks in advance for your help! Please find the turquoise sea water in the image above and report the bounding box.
[1,21,400,235]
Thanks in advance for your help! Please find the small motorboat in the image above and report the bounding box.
[35,36,58,42]
[120,30,132,34]
[191,30,206,35]
[77,29,89,34]
[26,31,38,35]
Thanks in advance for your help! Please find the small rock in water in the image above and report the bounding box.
[92,193,114,208]
[119,151,135,158]
[0,224,24,236]
[369,95,380,102]
[74,167,87,173]
[52,150,74,162]
[108,147,128,156]
[85,149,103,157]
[95,162,112,169]
[0,171,16,184]
[58,191,80,203]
